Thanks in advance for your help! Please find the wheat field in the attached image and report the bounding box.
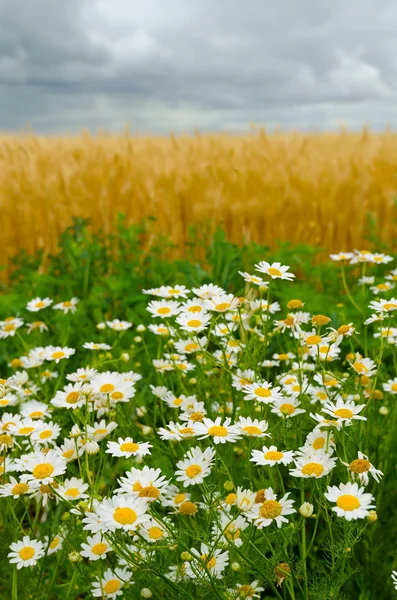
[1,129,397,277]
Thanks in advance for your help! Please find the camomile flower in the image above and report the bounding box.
[87,420,118,442]
[329,252,354,262]
[45,346,75,363]
[176,312,212,333]
[147,300,181,319]
[233,581,265,599]
[97,495,150,533]
[26,297,53,312]
[159,285,189,299]
[80,533,112,560]
[238,271,266,286]
[51,383,85,409]
[289,450,337,478]
[0,477,37,499]
[370,253,393,264]
[370,282,395,295]
[106,438,152,458]
[140,517,170,543]
[349,354,377,377]
[191,284,226,299]
[148,323,172,336]
[369,298,397,313]
[271,397,306,419]
[204,293,240,313]
[303,429,335,453]
[20,400,51,420]
[231,369,256,391]
[211,513,249,547]
[31,421,61,446]
[26,320,49,334]
[58,477,89,501]
[272,352,295,362]
[59,439,84,462]
[325,482,375,521]
[8,536,44,569]
[22,450,67,484]
[44,534,64,555]
[343,452,383,485]
[8,418,44,438]
[106,319,133,331]
[174,336,207,354]
[255,261,295,281]
[175,446,215,487]
[242,381,283,403]
[91,372,124,395]
[383,377,397,394]
[0,318,24,338]
[178,299,207,317]
[157,421,197,441]
[194,417,242,444]
[117,466,169,501]
[364,313,385,325]
[236,417,270,438]
[83,342,112,350]
[251,445,295,467]
[67,367,98,383]
[91,567,132,598]
[247,488,295,528]
[214,322,238,337]
[323,398,366,424]
[53,298,79,314]
[186,543,229,580]
[392,571,397,591]
[249,299,281,314]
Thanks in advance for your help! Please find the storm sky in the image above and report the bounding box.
[0,0,396,133]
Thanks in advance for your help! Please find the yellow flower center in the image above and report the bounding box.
[3,323,16,332]
[35,301,46,308]
[63,449,74,459]
[279,403,295,415]
[391,383,397,392]
[99,383,115,393]
[185,342,199,352]
[113,507,137,525]
[110,391,124,400]
[353,362,368,374]
[238,585,255,597]
[139,485,160,499]
[30,411,44,418]
[264,450,284,461]
[0,434,13,446]
[334,408,354,419]
[19,427,35,435]
[19,547,35,560]
[306,335,322,345]
[242,425,262,435]
[49,537,60,550]
[312,437,325,450]
[178,427,195,435]
[185,464,202,478]
[207,425,228,437]
[179,501,197,515]
[260,499,282,519]
[278,354,290,360]
[39,430,53,439]
[301,462,324,477]
[384,303,397,310]
[254,387,272,398]
[104,580,121,594]
[63,301,73,308]
[189,412,204,422]
[349,459,371,474]
[65,487,80,498]
[174,493,186,504]
[336,494,360,511]
[52,351,65,359]
[187,319,202,328]
[32,463,54,479]
[92,542,108,555]
[148,526,164,540]
[12,483,29,495]
[119,442,140,453]
[215,302,230,311]
[268,268,282,277]
[157,307,171,315]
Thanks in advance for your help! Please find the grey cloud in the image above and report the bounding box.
[0,0,395,132]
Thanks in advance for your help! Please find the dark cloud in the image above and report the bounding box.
[0,0,395,132]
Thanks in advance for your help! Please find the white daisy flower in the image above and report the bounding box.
[175,446,215,487]
[58,477,89,501]
[383,377,397,394]
[106,319,133,331]
[53,298,79,314]
[45,346,75,363]
[255,261,295,281]
[80,533,112,561]
[251,445,295,467]
[26,297,53,312]
[323,398,366,424]
[82,342,112,350]
[242,381,283,403]
[191,284,226,299]
[324,482,375,521]
[106,438,152,458]
[91,567,132,598]
[193,417,242,444]
[116,466,169,501]
[343,452,383,485]
[369,298,397,313]
[22,450,67,484]
[246,488,295,528]
[96,495,150,532]
[8,536,44,569]
[211,513,249,547]
[271,397,306,419]
[236,416,270,438]
[146,300,181,318]
[289,450,337,478]
[176,312,212,333]
[186,543,229,580]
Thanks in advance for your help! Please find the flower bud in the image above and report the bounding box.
[141,589,152,598]
[85,441,100,455]
[121,353,129,362]
[223,480,234,491]
[96,322,106,330]
[136,406,147,417]
[137,324,146,332]
[231,562,241,572]
[68,551,81,563]
[379,406,388,416]
[299,502,314,518]
[181,552,192,561]
[368,510,378,523]
[142,426,153,436]
[134,336,142,343]
[189,378,197,385]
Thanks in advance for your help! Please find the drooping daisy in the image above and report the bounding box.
[80,533,112,561]
[247,488,295,528]
[194,417,242,444]
[26,321,49,334]
[238,271,266,286]
[323,398,366,424]
[233,581,265,599]
[53,298,79,314]
[26,297,53,312]
[325,482,375,520]
[8,536,44,569]
[91,567,132,598]
[106,438,152,458]
[343,452,383,485]
[242,381,283,403]
[255,261,295,281]
[22,450,67,484]
[175,446,215,487]
[289,450,337,478]
[96,495,150,533]
[186,543,229,580]
[58,477,89,501]
[236,416,270,438]
[251,445,295,467]
[349,354,377,377]
[271,397,306,419]
[44,534,64,555]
